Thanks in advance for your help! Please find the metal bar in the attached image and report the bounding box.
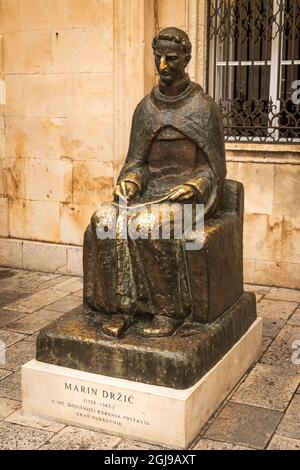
[213,0,218,98]
[238,0,242,99]
[225,0,230,99]
[215,60,300,65]
[206,0,211,93]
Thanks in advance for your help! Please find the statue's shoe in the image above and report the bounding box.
[142,315,183,338]
[101,314,135,338]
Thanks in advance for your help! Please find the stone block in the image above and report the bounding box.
[60,202,95,246]
[226,161,238,180]
[244,213,282,261]
[255,260,300,290]
[281,216,300,264]
[52,28,113,74]
[22,240,67,274]
[243,258,255,284]
[66,117,113,162]
[72,160,114,205]
[68,0,113,28]
[157,0,187,29]
[4,31,52,74]
[238,162,274,214]
[23,74,72,117]
[25,159,72,202]
[21,0,68,30]
[7,157,25,198]
[0,238,23,268]
[71,73,113,118]
[67,246,83,277]
[0,197,9,237]
[5,75,24,117]
[3,0,22,31]
[10,199,60,243]
[6,117,69,159]
[273,164,300,218]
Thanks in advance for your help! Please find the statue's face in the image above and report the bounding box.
[154,40,188,85]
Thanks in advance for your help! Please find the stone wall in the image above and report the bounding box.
[227,147,300,289]
[1,0,115,247]
[0,0,299,288]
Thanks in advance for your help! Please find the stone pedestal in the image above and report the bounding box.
[22,318,262,449]
[36,292,256,389]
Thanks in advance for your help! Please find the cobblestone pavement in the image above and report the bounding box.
[0,267,299,450]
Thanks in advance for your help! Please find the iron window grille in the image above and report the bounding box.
[207,0,300,143]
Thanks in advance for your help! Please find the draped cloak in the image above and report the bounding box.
[85,81,226,319]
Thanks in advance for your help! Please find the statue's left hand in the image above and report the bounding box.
[168,185,195,202]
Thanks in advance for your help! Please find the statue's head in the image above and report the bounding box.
[152,27,192,85]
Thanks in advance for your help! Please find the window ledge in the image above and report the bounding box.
[225,142,300,164]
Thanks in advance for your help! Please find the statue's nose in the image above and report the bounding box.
[159,56,168,71]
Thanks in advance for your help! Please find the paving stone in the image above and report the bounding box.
[39,426,121,450]
[4,308,65,334]
[0,270,18,281]
[276,394,300,440]
[116,439,163,450]
[0,398,21,420]
[265,287,300,303]
[205,402,282,449]
[261,337,272,353]
[0,271,43,293]
[0,340,35,372]
[72,289,83,298]
[17,274,67,294]
[0,371,22,401]
[3,287,70,314]
[0,330,27,347]
[0,309,27,328]
[255,294,264,302]
[288,309,300,327]
[231,364,299,411]
[262,318,285,338]
[0,370,12,381]
[193,438,252,450]
[0,422,53,450]
[244,284,271,294]
[23,332,39,343]
[0,291,31,308]
[5,409,65,433]
[267,434,300,450]
[260,325,300,377]
[257,299,298,321]
[46,295,82,313]
[55,278,83,293]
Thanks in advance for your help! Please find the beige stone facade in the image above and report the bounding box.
[0,0,299,288]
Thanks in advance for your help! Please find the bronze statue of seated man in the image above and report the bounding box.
[37,28,257,389]
[83,28,227,338]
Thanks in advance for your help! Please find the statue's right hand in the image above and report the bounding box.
[113,181,139,201]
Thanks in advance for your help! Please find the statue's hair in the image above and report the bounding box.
[152,27,192,57]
